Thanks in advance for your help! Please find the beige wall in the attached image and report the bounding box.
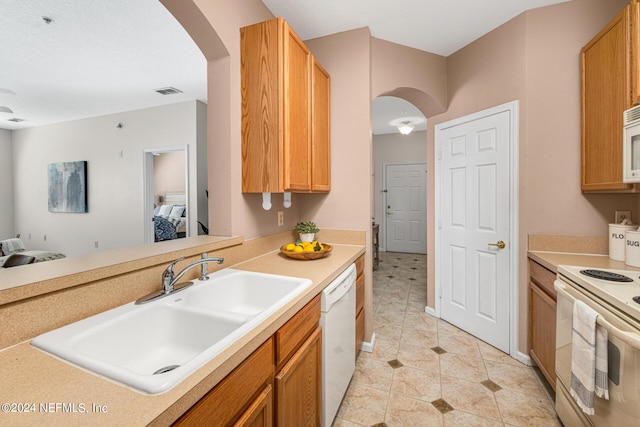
[0,129,13,239]
[428,0,632,354]
[11,101,205,257]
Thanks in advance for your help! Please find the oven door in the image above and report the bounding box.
[555,279,640,426]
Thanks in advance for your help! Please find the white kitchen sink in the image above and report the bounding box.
[32,269,312,394]
[182,269,313,316]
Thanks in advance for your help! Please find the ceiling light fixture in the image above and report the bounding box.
[397,120,414,135]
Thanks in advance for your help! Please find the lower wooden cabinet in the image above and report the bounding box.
[275,327,322,427]
[174,338,274,426]
[234,384,273,427]
[355,254,365,356]
[528,260,557,390]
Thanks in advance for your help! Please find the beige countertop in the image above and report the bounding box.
[0,243,364,426]
[528,250,640,273]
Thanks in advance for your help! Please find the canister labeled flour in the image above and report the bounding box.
[626,230,640,267]
[610,223,637,261]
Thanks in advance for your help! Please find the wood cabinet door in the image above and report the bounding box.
[275,327,321,427]
[581,5,635,192]
[529,282,557,390]
[174,339,274,427]
[233,384,273,427]
[283,21,311,192]
[311,57,331,192]
[633,0,640,106]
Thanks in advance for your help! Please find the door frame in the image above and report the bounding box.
[382,161,427,253]
[143,145,190,244]
[433,100,520,358]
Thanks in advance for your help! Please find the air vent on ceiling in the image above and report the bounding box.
[7,118,26,122]
[155,87,183,95]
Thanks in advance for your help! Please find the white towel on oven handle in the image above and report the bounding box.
[570,300,609,415]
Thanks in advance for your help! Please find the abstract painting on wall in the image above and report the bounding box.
[48,161,88,213]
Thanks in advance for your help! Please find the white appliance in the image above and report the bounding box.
[623,104,640,183]
[554,265,640,426]
[320,263,356,427]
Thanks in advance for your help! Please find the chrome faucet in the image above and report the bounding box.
[136,254,224,304]
[163,255,224,293]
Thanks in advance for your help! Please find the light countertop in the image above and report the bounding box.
[0,243,364,426]
[528,250,640,273]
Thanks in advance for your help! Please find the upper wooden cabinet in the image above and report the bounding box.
[241,17,331,193]
[581,4,638,192]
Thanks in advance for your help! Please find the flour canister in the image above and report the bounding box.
[626,230,640,267]
[609,223,637,261]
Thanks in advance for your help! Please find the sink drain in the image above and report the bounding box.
[153,364,180,375]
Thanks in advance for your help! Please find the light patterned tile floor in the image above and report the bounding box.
[334,252,561,427]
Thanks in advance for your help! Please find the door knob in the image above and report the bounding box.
[488,240,506,249]
[386,205,393,216]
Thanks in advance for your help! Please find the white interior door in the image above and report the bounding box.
[384,163,427,254]
[436,104,516,353]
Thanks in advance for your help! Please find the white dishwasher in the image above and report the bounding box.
[320,263,356,427]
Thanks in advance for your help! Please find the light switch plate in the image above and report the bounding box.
[615,210,632,223]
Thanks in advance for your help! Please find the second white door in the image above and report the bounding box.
[437,104,515,353]
[385,163,427,254]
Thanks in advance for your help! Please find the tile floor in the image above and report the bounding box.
[334,252,561,427]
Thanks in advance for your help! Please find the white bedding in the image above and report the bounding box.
[0,250,66,266]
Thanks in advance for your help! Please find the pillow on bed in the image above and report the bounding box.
[157,204,173,217]
[1,238,26,255]
[170,205,186,219]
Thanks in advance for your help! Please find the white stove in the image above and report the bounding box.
[557,265,640,323]
[554,265,640,427]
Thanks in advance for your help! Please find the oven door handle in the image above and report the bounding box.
[555,280,640,349]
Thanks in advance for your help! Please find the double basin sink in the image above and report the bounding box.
[32,269,312,394]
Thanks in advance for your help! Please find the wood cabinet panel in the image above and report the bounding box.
[275,295,321,368]
[529,281,557,390]
[356,309,364,356]
[283,22,311,192]
[174,338,274,427]
[275,327,322,427]
[529,260,556,299]
[355,273,364,315]
[633,0,640,106]
[240,18,281,193]
[311,57,331,192]
[581,4,637,192]
[233,384,273,427]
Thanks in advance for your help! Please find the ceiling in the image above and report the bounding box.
[1,0,567,133]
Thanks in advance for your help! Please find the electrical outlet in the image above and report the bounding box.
[277,210,284,227]
[615,210,632,223]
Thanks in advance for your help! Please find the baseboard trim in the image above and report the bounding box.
[360,333,376,353]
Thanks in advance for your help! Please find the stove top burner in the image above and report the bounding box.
[580,269,634,282]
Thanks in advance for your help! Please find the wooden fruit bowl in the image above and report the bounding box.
[280,243,333,260]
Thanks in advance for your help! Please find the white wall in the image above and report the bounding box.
[372,130,427,249]
[0,129,14,240]
[11,101,206,257]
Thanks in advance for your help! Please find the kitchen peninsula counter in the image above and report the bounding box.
[0,242,365,426]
